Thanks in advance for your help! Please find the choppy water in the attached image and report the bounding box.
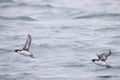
[0,0,120,80]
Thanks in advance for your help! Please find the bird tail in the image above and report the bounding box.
[30,55,36,58]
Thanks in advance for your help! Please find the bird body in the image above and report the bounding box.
[15,34,34,58]
[92,60,111,68]
[17,50,32,56]
[92,50,111,68]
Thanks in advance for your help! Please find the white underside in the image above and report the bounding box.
[18,50,32,56]
[94,61,107,67]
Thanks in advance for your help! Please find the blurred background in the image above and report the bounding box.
[0,0,120,80]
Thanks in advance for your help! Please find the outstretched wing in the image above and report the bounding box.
[100,50,111,58]
[23,34,32,51]
[105,49,111,57]
[97,49,111,61]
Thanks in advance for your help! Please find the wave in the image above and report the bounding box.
[97,75,118,78]
[14,3,53,8]
[73,13,120,19]
[0,0,13,2]
[107,40,120,45]
[0,16,36,21]
[95,26,120,32]
[0,2,54,9]
[61,62,85,68]
[0,48,12,54]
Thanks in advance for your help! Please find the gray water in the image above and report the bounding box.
[0,0,120,80]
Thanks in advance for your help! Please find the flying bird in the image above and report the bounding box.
[92,50,111,68]
[15,34,34,58]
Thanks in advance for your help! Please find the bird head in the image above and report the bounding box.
[92,59,96,62]
[14,49,21,52]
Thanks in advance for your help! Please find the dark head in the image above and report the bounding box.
[14,49,21,52]
[92,59,96,62]
[92,59,98,62]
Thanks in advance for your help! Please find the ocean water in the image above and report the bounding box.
[0,0,120,80]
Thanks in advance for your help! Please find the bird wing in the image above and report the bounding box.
[22,34,32,51]
[97,54,101,59]
[105,49,111,57]
[97,50,111,61]
[101,50,111,57]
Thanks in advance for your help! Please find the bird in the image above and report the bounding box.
[92,50,111,68]
[14,34,34,58]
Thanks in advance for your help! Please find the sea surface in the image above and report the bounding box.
[0,0,120,80]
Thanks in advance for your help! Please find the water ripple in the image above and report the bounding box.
[97,75,118,78]
[95,26,120,32]
[0,2,54,9]
[0,0,13,2]
[0,16,36,21]
[73,13,120,19]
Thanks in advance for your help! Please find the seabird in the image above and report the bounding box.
[92,50,111,68]
[14,34,34,58]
